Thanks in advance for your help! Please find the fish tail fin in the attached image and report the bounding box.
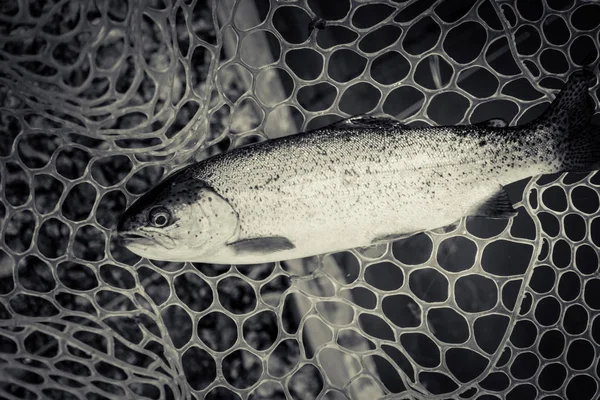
[534,68,599,172]
[558,123,600,172]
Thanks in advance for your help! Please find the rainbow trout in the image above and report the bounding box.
[117,69,598,264]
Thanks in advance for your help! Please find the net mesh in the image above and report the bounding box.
[0,0,599,399]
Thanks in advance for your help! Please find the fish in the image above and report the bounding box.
[117,68,598,264]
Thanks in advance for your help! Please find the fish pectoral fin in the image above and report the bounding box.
[227,236,295,255]
[468,185,518,219]
[332,114,410,130]
[475,118,508,128]
[371,231,420,245]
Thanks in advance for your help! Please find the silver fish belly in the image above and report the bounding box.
[117,69,598,264]
[196,126,540,262]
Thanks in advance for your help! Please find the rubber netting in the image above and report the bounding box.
[0,0,599,399]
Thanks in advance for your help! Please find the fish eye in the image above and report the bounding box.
[149,207,171,228]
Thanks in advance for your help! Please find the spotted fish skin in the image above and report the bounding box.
[118,69,598,264]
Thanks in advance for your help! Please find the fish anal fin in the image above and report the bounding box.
[475,118,508,128]
[333,115,410,130]
[468,185,518,219]
[228,236,295,255]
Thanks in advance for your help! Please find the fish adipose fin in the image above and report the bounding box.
[475,118,508,128]
[228,236,295,255]
[468,185,518,219]
[333,115,410,130]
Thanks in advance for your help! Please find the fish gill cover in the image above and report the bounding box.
[0,0,599,399]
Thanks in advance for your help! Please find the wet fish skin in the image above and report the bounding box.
[117,69,598,264]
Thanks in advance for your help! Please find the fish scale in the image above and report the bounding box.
[196,127,528,243]
[118,69,598,264]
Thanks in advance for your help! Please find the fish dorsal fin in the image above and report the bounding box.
[475,118,508,128]
[332,115,410,130]
[228,236,295,255]
[468,185,518,219]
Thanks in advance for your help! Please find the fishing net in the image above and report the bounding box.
[0,0,599,399]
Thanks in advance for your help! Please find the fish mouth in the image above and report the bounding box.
[117,230,176,249]
[118,231,157,246]
[120,232,148,240]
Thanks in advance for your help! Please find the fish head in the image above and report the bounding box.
[117,169,238,261]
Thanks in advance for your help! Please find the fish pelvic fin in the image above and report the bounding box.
[332,114,411,130]
[371,231,421,245]
[475,118,508,128]
[467,185,518,219]
[536,68,599,172]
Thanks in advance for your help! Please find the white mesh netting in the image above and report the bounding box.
[0,0,599,399]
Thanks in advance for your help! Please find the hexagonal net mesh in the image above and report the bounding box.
[0,0,599,399]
